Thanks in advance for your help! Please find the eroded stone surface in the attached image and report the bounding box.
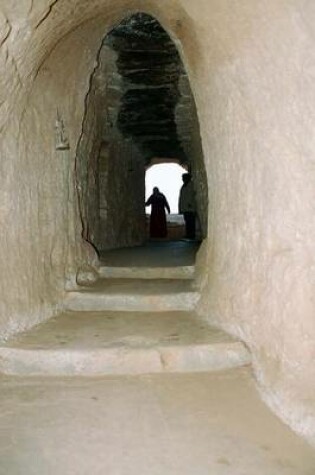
[0,369,314,474]
[0,310,251,376]
[0,0,315,446]
[76,264,99,287]
[64,278,199,312]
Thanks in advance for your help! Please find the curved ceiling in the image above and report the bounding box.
[106,13,187,161]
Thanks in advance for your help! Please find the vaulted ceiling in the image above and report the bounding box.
[105,13,190,162]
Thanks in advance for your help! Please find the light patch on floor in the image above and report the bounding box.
[0,369,314,474]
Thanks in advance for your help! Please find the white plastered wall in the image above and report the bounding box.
[0,0,314,444]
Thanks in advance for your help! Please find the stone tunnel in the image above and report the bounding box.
[75,12,208,251]
[0,0,315,470]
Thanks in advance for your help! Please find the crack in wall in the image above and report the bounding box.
[74,38,105,248]
[35,0,61,29]
[0,17,12,48]
[28,0,34,15]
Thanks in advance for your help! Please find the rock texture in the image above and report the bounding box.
[0,310,251,376]
[106,13,184,161]
[1,369,314,474]
[0,0,314,446]
[75,13,207,249]
[76,44,146,251]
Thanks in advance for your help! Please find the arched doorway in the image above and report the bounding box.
[145,162,187,213]
[75,12,208,251]
[145,162,186,240]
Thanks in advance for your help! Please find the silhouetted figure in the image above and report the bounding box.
[179,173,196,239]
[145,187,171,238]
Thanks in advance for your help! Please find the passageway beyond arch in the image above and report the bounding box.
[75,12,208,251]
[145,163,187,214]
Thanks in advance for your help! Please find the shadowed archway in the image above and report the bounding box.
[75,12,208,251]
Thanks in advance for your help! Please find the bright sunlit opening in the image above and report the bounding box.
[145,163,187,214]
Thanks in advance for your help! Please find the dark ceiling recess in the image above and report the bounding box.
[106,13,186,162]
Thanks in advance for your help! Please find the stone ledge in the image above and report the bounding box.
[64,290,199,312]
[98,265,195,280]
[0,342,251,376]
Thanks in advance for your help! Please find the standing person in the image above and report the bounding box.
[179,173,197,239]
[145,187,171,238]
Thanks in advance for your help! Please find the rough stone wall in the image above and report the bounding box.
[190,0,315,444]
[74,43,145,252]
[176,74,208,237]
[0,0,314,445]
[190,119,208,239]
[97,44,146,251]
[106,13,185,162]
[98,136,146,250]
[76,42,146,252]
[74,45,107,249]
[0,11,105,338]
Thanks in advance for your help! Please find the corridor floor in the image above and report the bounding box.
[100,240,199,268]
[0,369,314,474]
[0,241,314,473]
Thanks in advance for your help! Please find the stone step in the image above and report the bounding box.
[98,265,194,280]
[0,311,251,376]
[65,279,199,312]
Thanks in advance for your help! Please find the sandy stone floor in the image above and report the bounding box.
[1,311,233,350]
[0,310,250,376]
[0,368,314,474]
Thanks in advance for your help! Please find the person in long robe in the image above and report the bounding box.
[145,187,171,238]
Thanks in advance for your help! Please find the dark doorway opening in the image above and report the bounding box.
[75,13,208,253]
